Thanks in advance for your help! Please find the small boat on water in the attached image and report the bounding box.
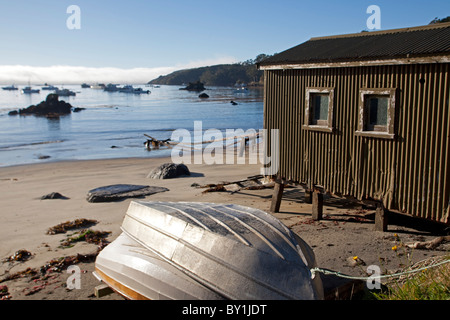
[94,201,324,300]
[2,85,18,91]
[42,85,59,90]
[21,86,40,94]
[55,88,76,96]
[91,83,105,89]
[104,83,121,92]
[119,85,150,94]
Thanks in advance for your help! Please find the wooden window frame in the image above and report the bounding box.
[355,88,396,139]
[303,87,334,133]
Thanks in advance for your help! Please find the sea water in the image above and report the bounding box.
[0,85,263,167]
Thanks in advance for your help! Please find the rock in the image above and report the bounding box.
[147,163,190,179]
[72,107,85,112]
[8,110,18,116]
[179,81,206,92]
[18,94,73,117]
[230,101,238,105]
[41,192,69,200]
[199,93,209,98]
[86,184,169,203]
[347,256,366,267]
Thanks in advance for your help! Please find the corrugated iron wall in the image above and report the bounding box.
[263,63,449,224]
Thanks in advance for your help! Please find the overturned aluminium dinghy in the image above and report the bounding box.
[94,201,324,300]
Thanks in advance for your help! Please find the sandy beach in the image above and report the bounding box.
[0,156,448,300]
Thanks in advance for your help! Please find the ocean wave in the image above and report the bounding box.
[0,140,65,150]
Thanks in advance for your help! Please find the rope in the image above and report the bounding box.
[310,258,450,281]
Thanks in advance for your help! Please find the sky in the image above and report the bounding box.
[0,0,448,84]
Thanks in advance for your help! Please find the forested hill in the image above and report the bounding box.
[148,54,272,87]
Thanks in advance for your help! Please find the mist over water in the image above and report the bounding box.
[0,84,263,167]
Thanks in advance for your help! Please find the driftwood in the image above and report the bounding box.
[144,134,172,150]
[194,175,276,194]
[405,235,450,250]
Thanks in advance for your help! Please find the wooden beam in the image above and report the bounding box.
[270,180,284,213]
[312,191,323,220]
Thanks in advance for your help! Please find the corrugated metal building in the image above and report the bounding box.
[258,23,450,227]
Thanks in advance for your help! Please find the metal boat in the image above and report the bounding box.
[2,85,18,91]
[94,201,324,300]
[55,88,76,96]
[21,86,40,94]
[119,85,150,94]
[42,85,59,90]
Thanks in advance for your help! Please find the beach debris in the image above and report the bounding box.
[40,192,69,200]
[4,249,33,262]
[59,229,111,248]
[13,94,74,117]
[46,218,98,235]
[404,235,450,250]
[143,134,172,150]
[0,250,102,297]
[194,174,275,193]
[86,184,169,203]
[147,163,190,179]
[0,285,11,300]
[347,256,366,267]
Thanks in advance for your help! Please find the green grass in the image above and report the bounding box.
[369,256,450,300]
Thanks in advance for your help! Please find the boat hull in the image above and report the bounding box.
[95,201,324,300]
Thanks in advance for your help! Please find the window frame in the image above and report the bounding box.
[303,87,335,133]
[355,88,397,139]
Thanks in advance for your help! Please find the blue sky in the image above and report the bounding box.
[0,0,448,83]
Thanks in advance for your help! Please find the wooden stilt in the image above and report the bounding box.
[375,203,388,231]
[312,191,323,220]
[270,179,284,213]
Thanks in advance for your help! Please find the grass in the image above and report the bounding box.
[369,255,450,300]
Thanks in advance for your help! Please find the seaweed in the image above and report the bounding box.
[59,229,111,248]
[3,249,33,262]
[47,218,98,235]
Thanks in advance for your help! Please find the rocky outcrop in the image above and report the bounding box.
[147,163,190,179]
[179,81,206,92]
[15,94,73,117]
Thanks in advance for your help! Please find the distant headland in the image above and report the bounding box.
[148,54,273,87]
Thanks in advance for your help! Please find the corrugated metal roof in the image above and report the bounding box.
[259,23,450,66]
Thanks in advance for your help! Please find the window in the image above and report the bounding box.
[356,88,396,139]
[303,87,334,132]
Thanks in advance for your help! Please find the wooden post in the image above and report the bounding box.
[375,203,388,231]
[312,190,323,220]
[270,179,284,213]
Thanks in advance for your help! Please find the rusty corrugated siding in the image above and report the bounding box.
[263,63,449,224]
